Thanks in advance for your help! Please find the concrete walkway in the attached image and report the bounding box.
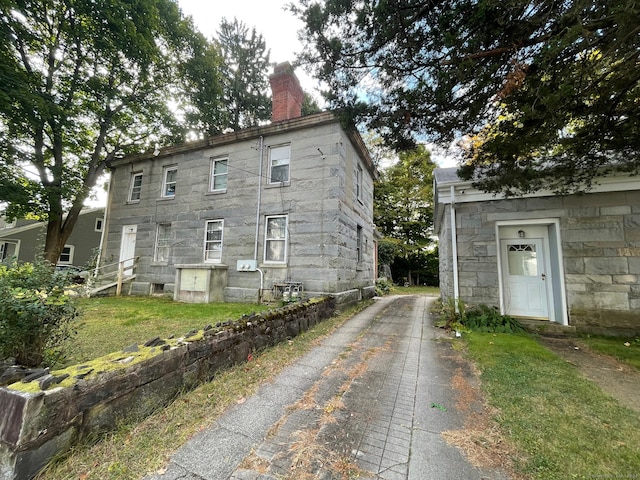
[144,295,509,480]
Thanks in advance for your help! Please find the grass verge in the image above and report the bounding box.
[464,332,640,479]
[65,297,269,366]
[579,335,640,370]
[390,285,440,296]
[37,300,373,480]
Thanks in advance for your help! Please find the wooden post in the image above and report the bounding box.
[116,261,124,296]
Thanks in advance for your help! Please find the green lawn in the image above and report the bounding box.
[464,332,640,479]
[580,335,640,370]
[390,285,440,296]
[65,297,269,366]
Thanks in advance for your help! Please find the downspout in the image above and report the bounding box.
[450,185,460,310]
[254,136,265,301]
[254,136,264,260]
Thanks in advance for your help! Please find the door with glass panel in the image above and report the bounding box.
[501,238,549,318]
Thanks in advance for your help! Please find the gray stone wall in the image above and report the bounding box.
[102,117,375,302]
[0,297,336,480]
[439,190,640,334]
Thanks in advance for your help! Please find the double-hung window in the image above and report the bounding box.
[162,166,177,198]
[204,220,224,262]
[129,172,143,201]
[155,223,171,262]
[356,225,363,263]
[264,215,288,263]
[210,157,228,192]
[269,145,290,184]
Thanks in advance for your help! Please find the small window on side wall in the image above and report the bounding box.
[269,145,290,184]
[95,218,104,232]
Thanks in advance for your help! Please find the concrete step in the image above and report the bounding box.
[518,318,577,337]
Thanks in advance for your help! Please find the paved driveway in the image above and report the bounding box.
[145,295,509,480]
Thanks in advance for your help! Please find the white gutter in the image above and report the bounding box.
[450,185,460,310]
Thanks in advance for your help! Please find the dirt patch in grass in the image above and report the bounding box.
[442,352,526,479]
[537,336,640,414]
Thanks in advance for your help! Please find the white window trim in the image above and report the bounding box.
[268,144,291,185]
[356,224,363,263]
[264,214,288,264]
[154,223,171,263]
[162,166,177,198]
[203,219,224,263]
[95,217,104,232]
[58,245,74,265]
[129,172,143,202]
[209,157,229,192]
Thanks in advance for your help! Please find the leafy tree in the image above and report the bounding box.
[293,0,640,194]
[0,0,213,263]
[374,145,437,284]
[216,17,271,131]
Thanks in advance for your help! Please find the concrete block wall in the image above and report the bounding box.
[0,297,336,480]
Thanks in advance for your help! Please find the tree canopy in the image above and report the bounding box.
[292,0,640,194]
[373,144,438,284]
[0,1,276,263]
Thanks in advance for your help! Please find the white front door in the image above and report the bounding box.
[501,238,549,319]
[119,225,137,276]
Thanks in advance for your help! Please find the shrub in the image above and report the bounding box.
[464,304,525,333]
[375,277,393,296]
[0,261,79,367]
[438,298,524,334]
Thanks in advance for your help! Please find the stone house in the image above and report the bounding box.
[434,167,640,335]
[100,63,377,304]
[0,208,104,267]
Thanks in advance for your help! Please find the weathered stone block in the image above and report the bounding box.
[584,257,628,275]
[569,291,629,310]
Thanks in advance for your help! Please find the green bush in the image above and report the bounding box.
[438,298,524,334]
[464,304,525,333]
[375,277,393,296]
[0,261,79,367]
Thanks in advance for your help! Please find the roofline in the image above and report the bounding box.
[109,111,378,179]
[0,207,104,237]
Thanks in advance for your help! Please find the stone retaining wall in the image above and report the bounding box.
[0,296,336,480]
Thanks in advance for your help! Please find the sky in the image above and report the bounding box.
[177,0,458,168]
[177,0,321,99]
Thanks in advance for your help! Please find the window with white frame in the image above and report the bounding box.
[154,223,171,262]
[356,225,363,263]
[264,215,288,263]
[162,166,177,197]
[129,172,143,201]
[269,145,290,184]
[95,217,104,232]
[210,157,228,192]
[356,164,363,202]
[59,245,74,264]
[204,220,224,262]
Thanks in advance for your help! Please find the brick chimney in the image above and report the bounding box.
[269,62,304,122]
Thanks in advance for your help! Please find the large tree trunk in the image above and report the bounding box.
[43,206,83,264]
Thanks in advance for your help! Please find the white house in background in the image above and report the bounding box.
[434,167,640,336]
[100,62,378,304]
